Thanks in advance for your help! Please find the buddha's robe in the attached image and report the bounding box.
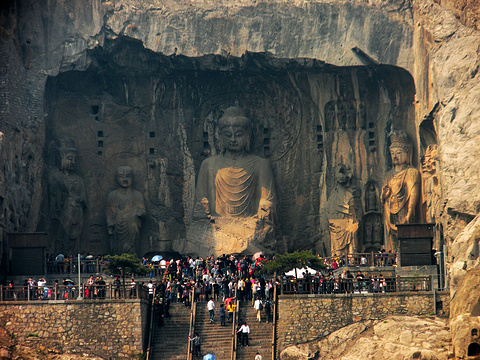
[383,167,421,251]
[194,154,275,219]
[106,188,146,254]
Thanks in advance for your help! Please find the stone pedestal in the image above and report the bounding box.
[181,217,275,257]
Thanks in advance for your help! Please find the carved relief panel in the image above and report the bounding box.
[41,44,416,257]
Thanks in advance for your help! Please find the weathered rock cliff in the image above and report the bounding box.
[1,0,480,358]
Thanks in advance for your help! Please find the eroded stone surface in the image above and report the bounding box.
[280,316,451,360]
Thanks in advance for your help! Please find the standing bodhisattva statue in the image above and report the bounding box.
[106,166,146,255]
[49,138,86,254]
[194,106,276,221]
[381,130,421,251]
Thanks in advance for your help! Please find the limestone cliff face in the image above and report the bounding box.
[0,0,478,250]
[1,0,421,257]
[1,1,480,355]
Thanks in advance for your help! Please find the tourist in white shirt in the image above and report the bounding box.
[237,321,250,346]
[254,297,263,322]
[207,298,215,323]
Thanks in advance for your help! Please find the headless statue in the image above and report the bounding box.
[106,166,146,255]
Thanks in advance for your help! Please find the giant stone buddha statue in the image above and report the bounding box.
[194,107,275,221]
[186,106,277,256]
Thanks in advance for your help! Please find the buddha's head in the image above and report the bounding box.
[56,138,77,172]
[115,166,134,189]
[335,163,352,186]
[217,106,251,154]
[389,130,412,167]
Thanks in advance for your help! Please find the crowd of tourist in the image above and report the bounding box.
[4,249,401,301]
[45,253,103,274]
[148,254,275,310]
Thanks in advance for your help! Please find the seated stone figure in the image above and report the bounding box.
[194,107,275,220]
[106,166,146,255]
[381,130,421,252]
[187,106,276,256]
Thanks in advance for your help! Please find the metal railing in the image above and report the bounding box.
[322,252,397,268]
[231,287,238,360]
[145,288,156,360]
[0,283,150,302]
[271,281,277,360]
[46,259,104,274]
[187,290,196,360]
[281,275,433,295]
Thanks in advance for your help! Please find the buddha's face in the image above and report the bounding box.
[61,151,76,171]
[116,166,133,188]
[335,164,351,185]
[220,125,249,153]
[390,146,409,166]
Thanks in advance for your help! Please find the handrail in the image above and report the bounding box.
[321,252,398,268]
[271,276,277,360]
[46,259,103,274]
[145,288,156,360]
[1,283,148,301]
[281,275,434,295]
[187,288,196,360]
[231,286,238,360]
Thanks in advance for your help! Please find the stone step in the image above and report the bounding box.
[235,300,274,360]
[150,303,192,360]
[194,301,234,359]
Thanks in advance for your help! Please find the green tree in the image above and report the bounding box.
[103,253,148,284]
[259,250,326,278]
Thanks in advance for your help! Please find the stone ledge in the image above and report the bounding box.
[279,290,450,299]
[0,299,143,305]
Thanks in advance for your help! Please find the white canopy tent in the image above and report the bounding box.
[284,266,318,279]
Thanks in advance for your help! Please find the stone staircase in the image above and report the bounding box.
[150,302,192,360]
[236,300,273,360]
[194,300,234,359]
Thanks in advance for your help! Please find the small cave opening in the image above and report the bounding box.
[468,342,480,357]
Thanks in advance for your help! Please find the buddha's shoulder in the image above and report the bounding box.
[245,153,270,164]
[405,167,420,174]
[202,153,269,165]
[405,167,421,180]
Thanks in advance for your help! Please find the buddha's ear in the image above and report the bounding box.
[244,133,251,152]
[215,128,225,154]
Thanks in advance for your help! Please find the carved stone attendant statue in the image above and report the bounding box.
[363,180,383,251]
[381,130,421,251]
[187,106,276,256]
[49,138,86,253]
[106,166,146,255]
[422,144,440,223]
[328,163,360,256]
[6,160,31,232]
